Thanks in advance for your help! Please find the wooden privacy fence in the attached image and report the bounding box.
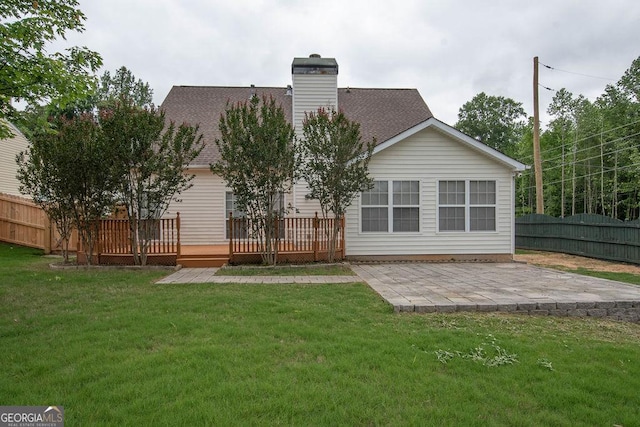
[228,213,345,264]
[516,213,640,265]
[0,193,78,253]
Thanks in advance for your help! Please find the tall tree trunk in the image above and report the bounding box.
[130,214,141,266]
[613,152,618,219]
[572,140,577,216]
[600,127,606,216]
[561,133,566,217]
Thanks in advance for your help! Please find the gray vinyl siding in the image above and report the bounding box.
[345,127,516,256]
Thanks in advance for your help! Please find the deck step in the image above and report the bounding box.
[177,256,228,268]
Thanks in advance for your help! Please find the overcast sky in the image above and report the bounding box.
[53,0,640,127]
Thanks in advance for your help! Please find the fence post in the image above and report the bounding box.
[313,212,319,262]
[93,220,99,260]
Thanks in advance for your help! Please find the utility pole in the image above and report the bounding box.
[533,56,544,214]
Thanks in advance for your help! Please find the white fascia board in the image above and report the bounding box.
[372,117,528,172]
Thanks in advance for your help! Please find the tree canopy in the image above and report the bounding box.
[211,95,298,265]
[18,95,202,265]
[101,100,203,265]
[98,66,153,108]
[455,92,527,158]
[300,108,374,261]
[0,0,102,138]
[18,114,119,264]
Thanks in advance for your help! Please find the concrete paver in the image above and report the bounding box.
[350,263,640,321]
[155,268,358,284]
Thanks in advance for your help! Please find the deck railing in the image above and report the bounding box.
[98,216,181,255]
[228,212,345,262]
[78,213,181,265]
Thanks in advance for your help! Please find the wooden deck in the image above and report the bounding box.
[176,244,344,267]
[78,214,344,267]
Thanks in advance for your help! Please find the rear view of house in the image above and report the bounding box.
[161,54,525,262]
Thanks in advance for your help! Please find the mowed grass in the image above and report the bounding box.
[1,243,640,425]
[216,264,355,276]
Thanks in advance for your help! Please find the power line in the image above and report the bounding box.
[517,119,640,161]
[536,131,640,166]
[539,143,640,174]
[539,61,616,81]
[519,162,640,189]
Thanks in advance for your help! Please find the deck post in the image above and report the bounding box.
[313,212,319,262]
[176,212,181,258]
[228,211,234,262]
[274,215,280,263]
[95,220,101,263]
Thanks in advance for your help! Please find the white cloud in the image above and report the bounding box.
[47,0,640,126]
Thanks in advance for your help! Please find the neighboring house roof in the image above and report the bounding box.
[160,86,433,167]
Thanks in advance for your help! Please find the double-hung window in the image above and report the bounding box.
[438,180,496,232]
[361,180,420,232]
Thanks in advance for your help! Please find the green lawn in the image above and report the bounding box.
[216,264,355,276]
[1,243,640,426]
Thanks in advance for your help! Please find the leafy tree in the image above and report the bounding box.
[16,128,75,262]
[100,100,203,265]
[598,56,640,219]
[212,95,298,265]
[16,65,152,138]
[98,66,153,108]
[17,114,119,264]
[455,92,528,158]
[0,0,102,138]
[300,108,374,261]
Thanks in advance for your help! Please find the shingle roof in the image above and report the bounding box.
[160,85,433,166]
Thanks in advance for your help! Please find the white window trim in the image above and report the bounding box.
[360,179,421,234]
[436,179,498,233]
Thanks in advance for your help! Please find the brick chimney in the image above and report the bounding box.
[291,54,338,136]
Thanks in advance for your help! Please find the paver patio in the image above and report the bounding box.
[351,263,640,321]
[155,268,357,284]
[156,263,640,322]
